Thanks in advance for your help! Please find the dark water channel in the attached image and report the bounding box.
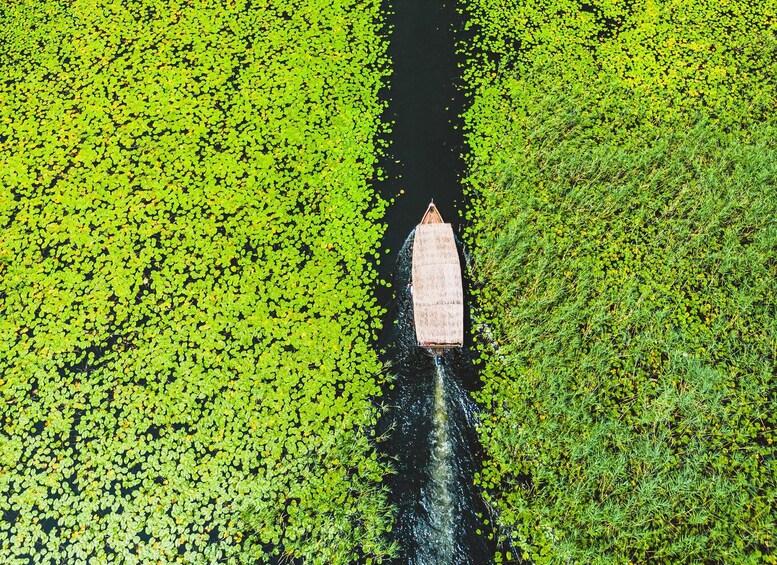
[375,1,496,563]
[377,238,496,565]
[376,0,467,296]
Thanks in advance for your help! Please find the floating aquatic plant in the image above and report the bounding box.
[0,0,395,562]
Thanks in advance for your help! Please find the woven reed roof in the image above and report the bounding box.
[412,221,464,348]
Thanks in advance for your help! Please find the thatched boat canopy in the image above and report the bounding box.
[411,202,464,352]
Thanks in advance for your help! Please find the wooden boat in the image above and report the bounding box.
[411,201,464,354]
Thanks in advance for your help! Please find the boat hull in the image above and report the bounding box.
[411,203,464,352]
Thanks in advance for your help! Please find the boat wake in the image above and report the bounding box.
[416,362,455,563]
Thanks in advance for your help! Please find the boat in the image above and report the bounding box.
[411,201,464,354]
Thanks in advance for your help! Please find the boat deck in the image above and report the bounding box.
[411,202,463,351]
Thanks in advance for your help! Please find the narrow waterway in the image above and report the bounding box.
[377,234,495,564]
[374,0,496,562]
[376,0,467,295]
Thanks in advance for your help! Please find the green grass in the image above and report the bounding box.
[0,0,395,563]
[461,0,777,562]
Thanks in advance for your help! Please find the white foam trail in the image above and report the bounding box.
[419,361,455,564]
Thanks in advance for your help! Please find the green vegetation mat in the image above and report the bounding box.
[462,0,777,562]
[0,0,395,563]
